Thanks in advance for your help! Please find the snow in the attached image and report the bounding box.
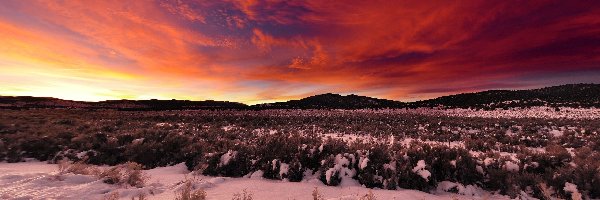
[564,182,582,200]
[219,150,237,167]
[0,162,118,199]
[476,165,485,175]
[549,129,563,137]
[436,181,484,196]
[483,158,495,167]
[221,125,235,131]
[449,160,456,167]
[325,168,336,185]
[504,161,519,172]
[131,138,145,145]
[324,154,357,186]
[412,160,431,181]
[0,162,511,200]
[279,163,289,179]
[249,170,264,179]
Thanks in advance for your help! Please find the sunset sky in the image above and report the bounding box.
[1,1,599,104]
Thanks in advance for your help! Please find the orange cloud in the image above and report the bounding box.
[1,0,599,103]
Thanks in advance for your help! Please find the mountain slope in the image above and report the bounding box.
[408,83,600,109]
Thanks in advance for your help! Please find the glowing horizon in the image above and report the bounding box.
[1,1,600,105]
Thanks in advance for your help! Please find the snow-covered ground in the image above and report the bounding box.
[0,162,510,200]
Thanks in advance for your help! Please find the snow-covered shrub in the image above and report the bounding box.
[319,154,355,186]
[124,130,195,168]
[412,160,431,182]
[396,157,433,192]
[201,149,252,177]
[437,181,483,196]
[286,158,305,182]
[356,145,395,189]
[263,159,304,182]
[254,131,319,181]
[85,133,125,166]
[547,147,600,199]
[262,159,283,180]
[317,139,349,161]
[396,143,482,192]
[394,143,435,191]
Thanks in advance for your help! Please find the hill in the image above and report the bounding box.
[0,97,247,110]
[251,93,404,109]
[407,83,600,109]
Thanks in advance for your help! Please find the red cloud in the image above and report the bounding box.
[1,0,599,103]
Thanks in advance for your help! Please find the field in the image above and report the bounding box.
[1,108,600,199]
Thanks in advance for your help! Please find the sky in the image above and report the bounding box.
[1,1,599,104]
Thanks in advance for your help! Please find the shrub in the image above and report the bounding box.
[99,162,149,188]
[356,145,392,189]
[201,149,252,177]
[318,153,355,186]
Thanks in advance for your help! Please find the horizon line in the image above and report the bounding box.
[1,83,597,106]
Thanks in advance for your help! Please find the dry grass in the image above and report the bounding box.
[174,175,207,200]
[312,187,324,200]
[538,183,554,200]
[99,162,149,188]
[57,159,101,176]
[103,192,119,200]
[232,189,253,200]
[359,190,376,200]
[132,192,147,200]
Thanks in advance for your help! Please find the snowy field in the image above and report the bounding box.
[1,108,598,200]
[0,161,509,200]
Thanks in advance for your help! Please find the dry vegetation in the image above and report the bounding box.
[1,109,600,199]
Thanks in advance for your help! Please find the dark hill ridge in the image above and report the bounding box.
[408,83,600,109]
[0,97,247,110]
[253,93,404,109]
[1,83,599,110]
